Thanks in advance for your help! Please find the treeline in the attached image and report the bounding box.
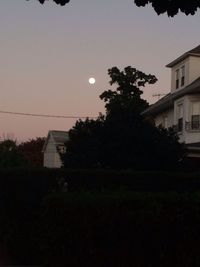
[0,137,45,168]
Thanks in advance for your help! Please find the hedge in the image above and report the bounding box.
[41,191,200,267]
[1,168,200,265]
[0,168,200,192]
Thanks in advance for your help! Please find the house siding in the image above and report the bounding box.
[154,95,200,144]
[188,56,200,85]
[43,135,62,168]
[171,58,189,93]
[144,46,200,157]
[184,94,200,144]
[154,108,174,128]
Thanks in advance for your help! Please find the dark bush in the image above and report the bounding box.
[0,168,200,265]
[0,168,200,193]
[41,191,200,267]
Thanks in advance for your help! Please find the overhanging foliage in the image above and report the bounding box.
[32,0,199,17]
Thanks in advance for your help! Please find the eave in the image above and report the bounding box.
[142,77,200,116]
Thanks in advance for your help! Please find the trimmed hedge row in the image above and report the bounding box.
[41,191,200,267]
[0,168,200,192]
[1,168,200,264]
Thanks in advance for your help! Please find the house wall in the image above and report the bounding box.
[154,95,200,144]
[170,56,200,93]
[154,108,174,128]
[171,58,189,93]
[174,96,186,143]
[43,135,62,168]
[172,94,200,144]
[184,94,200,144]
[188,56,200,85]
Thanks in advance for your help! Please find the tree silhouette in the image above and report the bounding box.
[18,137,45,167]
[100,66,156,120]
[32,0,199,17]
[33,0,69,5]
[134,0,200,17]
[62,66,183,170]
[0,140,26,168]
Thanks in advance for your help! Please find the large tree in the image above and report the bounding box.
[62,66,183,170]
[61,116,104,168]
[100,66,156,120]
[32,0,199,17]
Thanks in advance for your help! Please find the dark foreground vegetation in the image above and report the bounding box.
[1,168,200,266]
[62,67,184,170]
[43,191,200,267]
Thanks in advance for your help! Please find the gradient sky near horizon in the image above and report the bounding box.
[0,0,200,141]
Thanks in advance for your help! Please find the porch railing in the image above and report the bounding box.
[173,121,200,132]
[185,121,200,131]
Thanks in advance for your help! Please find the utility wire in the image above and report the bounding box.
[0,110,97,119]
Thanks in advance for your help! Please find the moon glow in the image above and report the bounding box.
[89,77,96,84]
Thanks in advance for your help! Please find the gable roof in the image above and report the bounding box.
[50,130,69,144]
[42,130,69,152]
[142,77,200,116]
[166,44,200,68]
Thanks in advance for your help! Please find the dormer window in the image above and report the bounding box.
[175,66,185,89]
[181,65,185,87]
[175,69,179,89]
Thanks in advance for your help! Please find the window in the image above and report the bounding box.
[181,66,185,87]
[175,69,180,89]
[191,102,200,130]
[163,116,168,128]
[177,104,183,132]
[58,145,66,154]
[191,115,200,129]
[175,66,185,89]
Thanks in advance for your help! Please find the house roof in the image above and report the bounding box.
[42,130,69,152]
[50,130,69,144]
[142,77,200,116]
[166,44,200,68]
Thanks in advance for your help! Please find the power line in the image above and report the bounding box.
[0,110,97,119]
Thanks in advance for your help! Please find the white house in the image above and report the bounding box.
[143,45,200,157]
[42,130,69,168]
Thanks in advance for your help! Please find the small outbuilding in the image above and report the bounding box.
[42,130,69,168]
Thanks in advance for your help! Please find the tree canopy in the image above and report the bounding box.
[0,137,45,168]
[34,0,69,5]
[62,66,184,170]
[18,137,45,167]
[0,140,26,168]
[134,0,200,16]
[33,0,199,17]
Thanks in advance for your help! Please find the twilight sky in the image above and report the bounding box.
[0,0,200,141]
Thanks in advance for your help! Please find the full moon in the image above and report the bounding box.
[89,77,96,84]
